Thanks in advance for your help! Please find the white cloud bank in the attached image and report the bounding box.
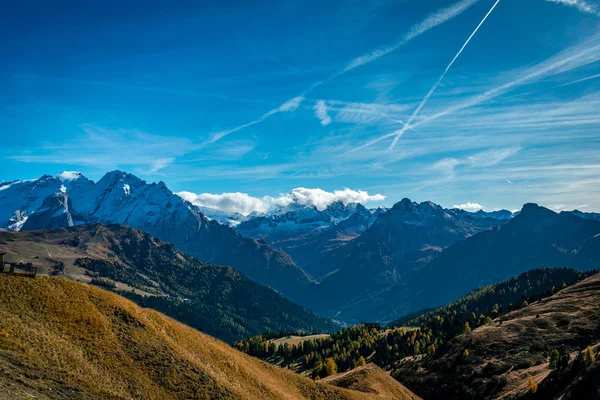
[177,187,386,215]
[453,202,485,212]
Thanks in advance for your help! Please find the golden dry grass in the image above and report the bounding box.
[269,334,330,347]
[322,364,421,400]
[0,275,418,400]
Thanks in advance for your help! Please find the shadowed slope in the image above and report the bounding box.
[392,272,600,399]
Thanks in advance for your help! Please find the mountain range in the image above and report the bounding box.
[0,171,312,302]
[235,202,384,278]
[318,202,600,323]
[304,199,514,320]
[3,170,600,327]
[3,170,600,399]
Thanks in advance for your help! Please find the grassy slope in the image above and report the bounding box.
[323,364,421,400]
[0,274,418,400]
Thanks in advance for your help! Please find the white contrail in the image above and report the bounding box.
[388,0,502,150]
[556,72,600,87]
[504,71,600,99]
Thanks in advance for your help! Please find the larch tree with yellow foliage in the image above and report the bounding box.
[325,358,338,376]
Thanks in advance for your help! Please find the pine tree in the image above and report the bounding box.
[557,347,570,371]
[584,346,595,367]
[268,342,277,356]
[357,356,366,366]
[549,349,559,369]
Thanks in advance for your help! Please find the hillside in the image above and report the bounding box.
[0,275,419,400]
[392,271,600,399]
[235,268,591,381]
[0,225,337,343]
[0,171,313,301]
[322,364,421,400]
[390,268,596,337]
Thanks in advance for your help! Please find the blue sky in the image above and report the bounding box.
[2,0,600,213]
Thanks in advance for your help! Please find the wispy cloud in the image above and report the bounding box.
[466,147,521,167]
[212,0,480,143]
[268,96,305,114]
[431,158,461,176]
[324,100,411,125]
[177,187,386,215]
[314,100,332,126]
[545,0,600,15]
[146,158,174,174]
[10,124,191,175]
[388,0,502,149]
[430,147,521,178]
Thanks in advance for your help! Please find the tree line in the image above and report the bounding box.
[235,268,596,378]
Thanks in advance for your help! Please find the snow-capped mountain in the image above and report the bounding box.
[237,201,382,235]
[235,201,384,278]
[0,172,89,231]
[195,206,246,227]
[0,171,312,301]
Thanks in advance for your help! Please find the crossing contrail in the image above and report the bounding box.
[388,0,502,150]
[352,34,600,153]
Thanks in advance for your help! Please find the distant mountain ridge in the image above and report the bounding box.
[0,171,312,301]
[405,203,600,311]
[308,199,513,319]
[334,203,600,323]
[236,202,384,278]
[7,171,599,329]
